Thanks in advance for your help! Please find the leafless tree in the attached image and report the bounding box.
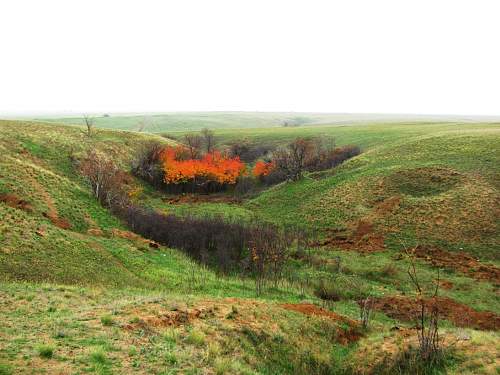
[201,128,215,154]
[400,239,441,362]
[79,150,129,207]
[273,138,313,181]
[359,296,374,329]
[82,114,95,137]
[183,133,203,159]
[137,120,146,132]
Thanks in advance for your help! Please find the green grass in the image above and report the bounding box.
[0,118,499,374]
[29,112,473,133]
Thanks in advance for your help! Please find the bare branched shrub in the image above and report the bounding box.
[406,248,441,362]
[79,150,129,207]
[305,144,361,172]
[136,120,146,132]
[201,128,215,154]
[82,115,95,137]
[130,141,165,187]
[273,138,312,181]
[265,137,360,184]
[183,133,203,159]
[229,141,274,163]
[359,296,374,330]
[248,223,290,294]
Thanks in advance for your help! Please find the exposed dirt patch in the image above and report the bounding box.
[315,219,386,253]
[280,303,362,344]
[370,296,500,331]
[24,172,72,230]
[438,280,454,290]
[315,196,402,252]
[162,193,241,205]
[111,228,142,241]
[0,193,33,212]
[42,211,72,229]
[123,307,215,332]
[373,195,401,215]
[413,245,500,283]
[111,228,160,248]
[87,228,104,236]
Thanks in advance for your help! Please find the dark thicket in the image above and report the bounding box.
[229,141,274,163]
[130,141,165,187]
[305,145,361,172]
[115,204,291,277]
[160,179,232,195]
[260,137,361,185]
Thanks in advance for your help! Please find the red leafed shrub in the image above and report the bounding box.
[159,146,246,193]
[252,161,275,178]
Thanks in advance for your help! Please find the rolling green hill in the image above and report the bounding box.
[0,119,499,374]
[28,111,500,133]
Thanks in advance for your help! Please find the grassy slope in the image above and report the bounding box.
[30,112,498,133]
[1,119,499,374]
[0,120,310,298]
[248,126,500,256]
[33,112,354,132]
[0,120,363,374]
[149,121,500,316]
[165,121,500,259]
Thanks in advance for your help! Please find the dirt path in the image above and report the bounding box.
[26,171,71,229]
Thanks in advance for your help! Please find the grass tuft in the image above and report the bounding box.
[37,344,55,359]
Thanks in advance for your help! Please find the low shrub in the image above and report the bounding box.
[313,275,369,302]
[37,344,55,359]
[372,346,453,375]
[89,347,108,365]
[100,315,114,326]
[253,138,361,185]
[314,279,341,301]
[186,329,206,346]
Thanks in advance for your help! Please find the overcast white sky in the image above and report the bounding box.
[0,0,499,115]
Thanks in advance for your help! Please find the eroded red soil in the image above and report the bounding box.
[315,220,385,253]
[370,296,500,331]
[413,245,500,283]
[314,196,403,252]
[123,307,215,331]
[0,193,33,212]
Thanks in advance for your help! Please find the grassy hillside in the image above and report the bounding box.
[29,112,500,133]
[165,122,500,260]
[248,126,500,258]
[1,119,499,374]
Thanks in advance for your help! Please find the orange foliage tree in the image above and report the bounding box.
[252,160,275,177]
[160,146,245,188]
